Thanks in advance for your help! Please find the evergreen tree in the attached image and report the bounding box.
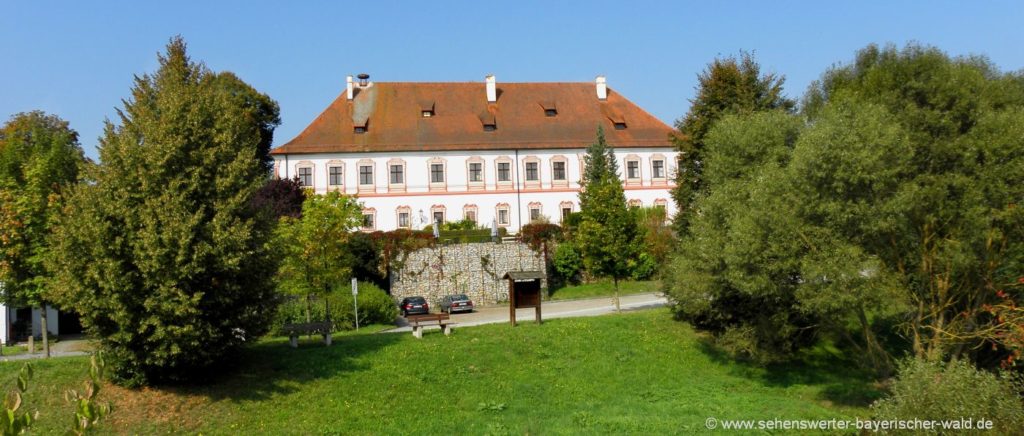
[671,51,794,236]
[45,37,281,385]
[0,111,85,357]
[577,126,640,312]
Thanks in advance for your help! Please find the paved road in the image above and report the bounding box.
[383,292,669,333]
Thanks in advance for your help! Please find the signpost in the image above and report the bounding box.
[351,277,359,330]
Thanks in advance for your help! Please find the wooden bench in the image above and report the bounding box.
[282,322,334,347]
[406,313,455,338]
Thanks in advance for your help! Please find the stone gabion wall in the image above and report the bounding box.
[389,242,546,307]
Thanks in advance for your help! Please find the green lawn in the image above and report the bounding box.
[549,279,660,300]
[0,310,879,434]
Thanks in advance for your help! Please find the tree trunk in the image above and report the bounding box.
[305,294,312,323]
[40,303,50,358]
[613,277,621,313]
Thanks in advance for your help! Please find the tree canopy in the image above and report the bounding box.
[44,37,282,385]
[671,51,794,236]
[667,43,1024,372]
[576,126,641,311]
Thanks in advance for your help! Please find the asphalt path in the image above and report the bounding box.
[383,292,669,333]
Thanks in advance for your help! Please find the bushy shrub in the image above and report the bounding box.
[337,282,399,328]
[520,223,561,251]
[872,358,1024,434]
[272,282,397,334]
[629,252,658,281]
[553,243,583,283]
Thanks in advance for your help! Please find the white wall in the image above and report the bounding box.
[273,147,677,231]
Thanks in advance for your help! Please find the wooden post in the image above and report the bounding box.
[509,278,516,327]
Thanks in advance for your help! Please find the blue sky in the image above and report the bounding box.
[2,1,1022,160]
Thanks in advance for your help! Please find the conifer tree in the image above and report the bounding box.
[577,126,640,312]
[45,37,281,385]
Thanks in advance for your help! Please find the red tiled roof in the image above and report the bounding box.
[271,82,675,154]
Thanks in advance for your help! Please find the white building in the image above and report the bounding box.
[270,75,677,231]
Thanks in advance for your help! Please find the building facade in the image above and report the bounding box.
[271,75,677,231]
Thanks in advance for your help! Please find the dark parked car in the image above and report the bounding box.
[440,294,474,314]
[399,296,429,317]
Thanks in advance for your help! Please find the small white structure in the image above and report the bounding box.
[271,75,678,232]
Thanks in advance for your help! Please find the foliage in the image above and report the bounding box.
[549,279,659,301]
[552,242,583,284]
[0,310,876,434]
[250,176,306,220]
[65,353,112,435]
[370,229,436,284]
[339,282,398,328]
[671,51,795,236]
[576,127,642,311]
[519,223,561,251]
[346,232,385,289]
[0,111,85,356]
[273,282,396,332]
[631,206,675,274]
[667,43,1024,373]
[871,358,1024,434]
[441,219,479,231]
[274,191,363,301]
[0,363,36,435]
[44,37,282,386]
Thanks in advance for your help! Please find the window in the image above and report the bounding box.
[629,199,642,208]
[298,167,313,187]
[421,110,434,117]
[359,165,374,185]
[525,162,539,181]
[530,208,541,221]
[362,212,375,230]
[614,122,627,130]
[390,164,404,184]
[433,211,444,224]
[469,162,483,182]
[545,109,557,117]
[483,123,496,131]
[328,166,343,187]
[552,161,566,181]
[466,210,476,222]
[652,159,665,179]
[397,206,412,229]
[354,126,367,134]
[560,201,574,222]
[463,205,479,223]
[497,206,510,226]
[627,160,640,179]
[497,162,511,182]
[430,163,445,183]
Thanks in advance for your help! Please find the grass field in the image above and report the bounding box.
[548,279,660,301]
[0,309,880,434]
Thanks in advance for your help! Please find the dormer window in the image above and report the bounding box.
[614,122,627,130]
[541,101,557,117]
[484,123,497,131]
[354,118,369,134]
[480,110,497,132]
[420,100,435,118]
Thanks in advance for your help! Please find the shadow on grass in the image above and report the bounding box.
[695,337,883,408]
[152,330,403,403]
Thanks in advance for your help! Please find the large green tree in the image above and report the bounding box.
[577,127,640,312]
[274,191,363,322]
[667,44,1024,372]
[0,111,85,357]
[671,51,794,236]
[45,37,282,385]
